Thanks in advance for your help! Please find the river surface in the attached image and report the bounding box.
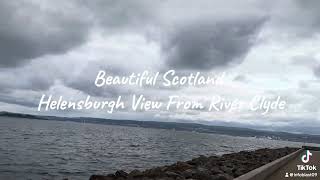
[0,117,306,180]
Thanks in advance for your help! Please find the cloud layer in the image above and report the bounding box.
[0,0,92,67]
[163,18,265,70]
[0,0,320,134]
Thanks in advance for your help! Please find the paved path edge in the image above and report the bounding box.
[234,148,303,180]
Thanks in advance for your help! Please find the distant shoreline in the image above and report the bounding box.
[1,111,320,144]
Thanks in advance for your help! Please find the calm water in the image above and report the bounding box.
[0,117,305,180]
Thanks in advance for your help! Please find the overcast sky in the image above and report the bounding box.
[0,0,320,134]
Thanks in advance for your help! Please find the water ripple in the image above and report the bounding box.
[0,117,305,180]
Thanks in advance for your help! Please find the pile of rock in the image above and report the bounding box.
[89,147,298,180]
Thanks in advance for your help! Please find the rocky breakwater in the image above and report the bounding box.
[89,147,299,180]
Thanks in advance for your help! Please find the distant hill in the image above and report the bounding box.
[1,111,320,144]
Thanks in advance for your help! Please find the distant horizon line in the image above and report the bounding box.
[1,110,320,137]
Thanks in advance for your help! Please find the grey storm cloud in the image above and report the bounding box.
[2,0,320,70]
[0,94,38,108]
[163,18,266,70]
[0,68,55,92]
[267,0,320,38]
[63,64,133,98]
[314,65,320,78]
[66,79,125,98]
[291,55,320,78]
[83,0,154,30]
[233,74,249,83]
[293,0,320,35]
[291,55,317,67]
[0,0,319,129]
[0,1,91,68]
[0,0,156,68]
